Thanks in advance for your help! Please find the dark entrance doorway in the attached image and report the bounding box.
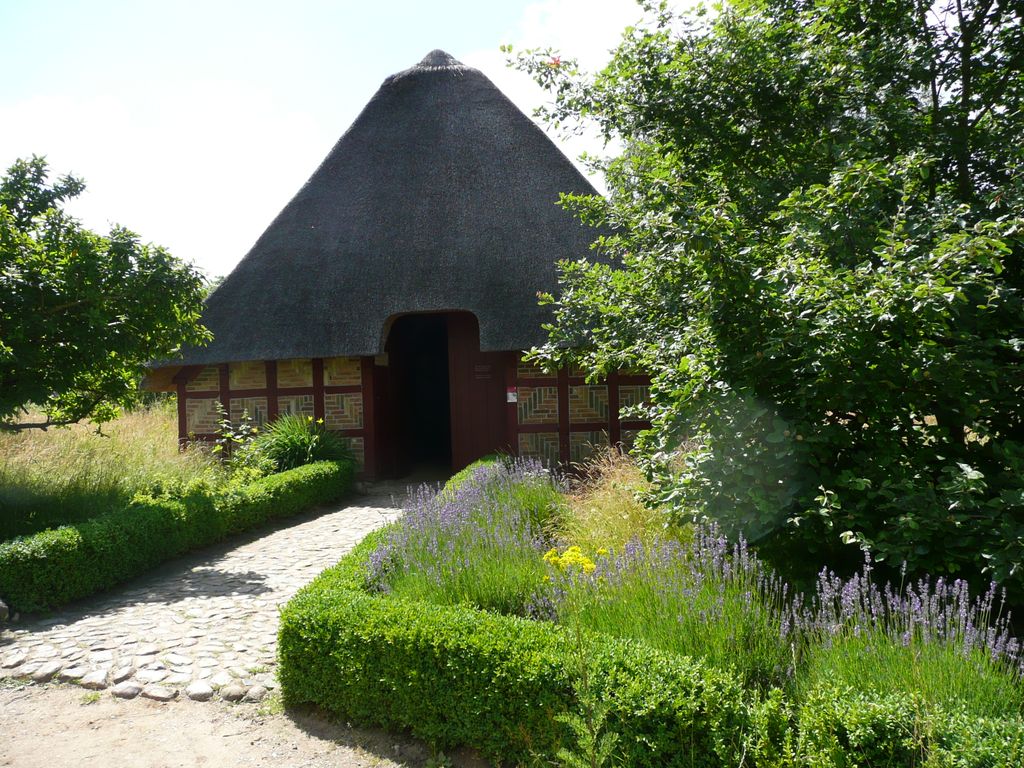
[374,312,509,478]
[383,314,452,476]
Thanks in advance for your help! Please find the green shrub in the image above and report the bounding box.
[0,459,355,612]
[280,522,1024,767]
[796,686,1024,768]
[279,536,748,767]
[251,414,351,472]
[0,498,190,609]
[515,0,1024,604]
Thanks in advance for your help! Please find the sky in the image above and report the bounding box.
[0,0,649,279]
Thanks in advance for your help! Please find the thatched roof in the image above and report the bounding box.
[172,50,602,367]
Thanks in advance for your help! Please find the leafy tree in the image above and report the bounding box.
[0,156,210,429]
[514,0,1024,593]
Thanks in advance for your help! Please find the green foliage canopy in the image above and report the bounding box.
[514,0,1024,590]
[0,156,210,428]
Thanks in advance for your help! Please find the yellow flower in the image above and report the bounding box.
[543,545,596,574]
[596,547,609,557]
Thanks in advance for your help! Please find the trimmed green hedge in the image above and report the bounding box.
[0,460,355,612]
[279,532,1024,767]
[795,686,1024,768]
[280,532,747,767]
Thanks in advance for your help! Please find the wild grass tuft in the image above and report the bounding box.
[564,447,684,550]
[0,400,223,541]
[251,414,351,472]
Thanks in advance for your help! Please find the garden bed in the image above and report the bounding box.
[279,458,1024,766]
[0,459,355,612]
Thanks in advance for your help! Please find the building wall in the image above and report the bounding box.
[510,354,650,466]
[176,352,647,477]
[176,357,373,473]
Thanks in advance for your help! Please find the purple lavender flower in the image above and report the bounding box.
[796,552,1024,678]
[363,457,562,614]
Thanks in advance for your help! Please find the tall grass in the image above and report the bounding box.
[563,447,670,550]
[0,400,222,541]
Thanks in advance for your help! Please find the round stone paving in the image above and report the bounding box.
[0,487,403,703]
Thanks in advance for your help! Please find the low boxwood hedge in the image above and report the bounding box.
[279,530,1024,767]
[0,459,355,612]
[795,685,1024,768]
[279,532,748,767]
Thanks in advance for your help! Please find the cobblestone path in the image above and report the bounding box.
[0,490,402,703]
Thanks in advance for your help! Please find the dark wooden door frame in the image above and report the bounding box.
[446,312,509,472]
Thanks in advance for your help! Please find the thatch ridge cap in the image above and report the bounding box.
[384,48,474,85]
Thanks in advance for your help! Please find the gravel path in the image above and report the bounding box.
[0,488,402,704]
[0,682,427,768]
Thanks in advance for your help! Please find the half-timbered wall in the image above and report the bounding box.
[175,357,375,475]
[508,354,650,466]
[176,351,645,478]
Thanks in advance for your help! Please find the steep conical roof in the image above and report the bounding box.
[177,50,601,365]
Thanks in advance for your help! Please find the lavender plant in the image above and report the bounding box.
[365,458,564,615]
[536,526,795,691]
[796,556,1024,718]
[538,529,1024,708]
[362,454,1024,717]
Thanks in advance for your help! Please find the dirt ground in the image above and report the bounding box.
[0,681,487,768]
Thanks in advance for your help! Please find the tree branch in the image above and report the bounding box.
[968,46,1024,129]
[0,416,81,432]
[953,0,975,201]
[0,392,106,432]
